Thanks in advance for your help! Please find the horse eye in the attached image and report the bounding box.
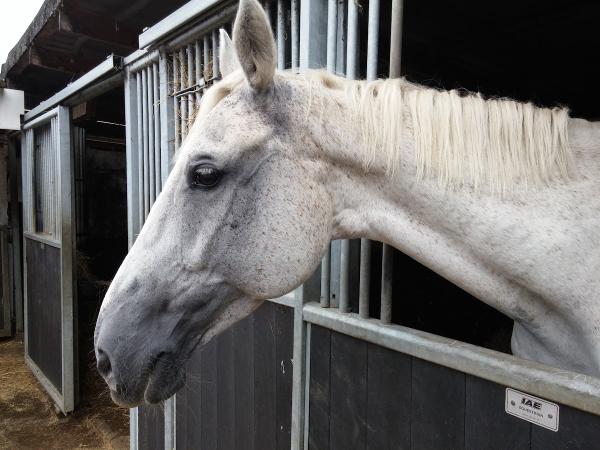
[190,165,222,188]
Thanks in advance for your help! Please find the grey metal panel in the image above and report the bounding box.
[125,68,141,248]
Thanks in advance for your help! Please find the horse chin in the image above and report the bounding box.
[143,352,187,404]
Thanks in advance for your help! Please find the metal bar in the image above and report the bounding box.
[187,44,195,128]
[212,29,220,78]
[326,0,337,72]
[339,238,350,312]
[291,0,299,70]
[136,71,145,230]
[24,55,123,121]
[179,48,188,139]
[173,53,181,151]
[159,51,175,188]
[22,108,57,130]
[320,244,331,307]
[389,0,404,78]
[276,0,285,69]
[335,0,347,74]
[346,0,359,79]
[366,0,380,80]
[203,36,210,80]
[165,397,176,450]
[126,50,160,75]
[147,67,156,207]
[163,5,237,54]
[195,40,202,105]
[141,68,150,220]
[130,408,139,450]
[358,240,371,318]
[299,0,328,70]
[153,63,161,196]
[380,243,393,323]
[303,302,600,416]
[138,0,225,49]
[57,105,75,414]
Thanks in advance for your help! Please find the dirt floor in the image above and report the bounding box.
[0,338,129,449]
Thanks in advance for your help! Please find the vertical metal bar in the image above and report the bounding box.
[389,0,404,78]
[57,105,75,413]
[160,51,175,187]
[212,29,220,78]
[291,0,300,70]
[203,35,210,80]
[335,0,347,74]
[339,239,350,313]
[380,243,393,323]
[173,53,181,151]
[147,66,156,208]
[299,0,328,70]
[320,244,331,307]
[136,71,144,230]
[141,68,150,220]
[367,0,380,80]
[130,408,139,450]
[326,0,337,72]
[346,0,359,79]
[277,0,285,69]
[153,63,161,197]
[187,43,195,126]
[195,39,202,105]
[165,397,175,450]
[358,0,381,320]
[179,48,188,139]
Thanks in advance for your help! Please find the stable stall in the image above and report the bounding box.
[19,56,128,415]
[120,0,600,449]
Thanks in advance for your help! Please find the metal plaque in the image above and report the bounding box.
[505,388,559,431]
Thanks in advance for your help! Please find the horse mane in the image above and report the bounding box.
[307,71,575,192]
[195,69,575,192]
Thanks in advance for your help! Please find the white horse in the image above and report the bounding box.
[94,0,600,406]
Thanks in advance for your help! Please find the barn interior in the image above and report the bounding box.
[346,0,600,352]
[71,86,128,424]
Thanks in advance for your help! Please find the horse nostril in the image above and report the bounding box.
[96,348,113,379]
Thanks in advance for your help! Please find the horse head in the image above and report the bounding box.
[94,0,333,406]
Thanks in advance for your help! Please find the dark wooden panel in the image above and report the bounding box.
[308,325,331,450]
[275,304,294,450]
[411,358,466,449]
[253,302,277,450]
[26,238,62,392]
[234,313,255,450]
[366,344,411,450]
[216,327,235,450]
[329,332,368,450]
[531,403,600,450]
[138,404,165,450]
[465,376,530,450]
[175,347,203,450]
[200,339,218,450]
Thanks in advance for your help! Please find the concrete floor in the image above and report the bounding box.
[0,338,129,449]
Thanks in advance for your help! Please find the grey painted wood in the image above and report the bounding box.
[175,347,203,449]
[366,343,411,450]
[253,302,278,450]
[465,375,530,450]
[275,304,294,450]
[200,338,218,450]
[411,358,466,449]
[531,403,600,450]
[234,314,255,450]
[216,327,235,450]
[308,325,331,450]
[329,332,368,450]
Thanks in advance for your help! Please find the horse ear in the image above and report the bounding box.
[232,0,276,91]
[219,29,240,77]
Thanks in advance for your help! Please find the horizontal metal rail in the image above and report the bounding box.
[303,302,600,416]
[139,0,231,49]
[24,55,123,122]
